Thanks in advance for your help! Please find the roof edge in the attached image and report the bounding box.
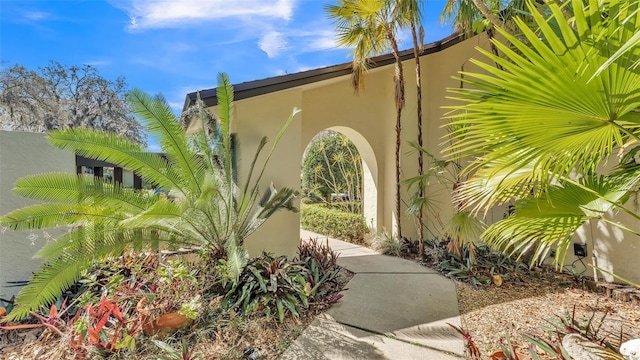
[183,32,465,111]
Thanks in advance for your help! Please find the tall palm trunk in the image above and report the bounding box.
[410,22,425,258]
[387,29,405,240]
[470,0,503,29]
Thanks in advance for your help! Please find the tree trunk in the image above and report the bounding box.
[387,30,404,241]
[411,23,425,259]
[470,0,503,29]
[486,26,504,71]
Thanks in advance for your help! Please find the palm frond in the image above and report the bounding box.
[445,0,640,184]
[47,129,182,193]
[127,89,205,196]
[13,173,155,213]
[0,203,120,231]
[484,169,640,265]
[6,227,158,321]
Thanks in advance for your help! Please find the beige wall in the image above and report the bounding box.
[0,131,76,299]
[200,34,640,284]
[226,88,304,258]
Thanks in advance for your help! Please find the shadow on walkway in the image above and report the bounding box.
[279,230,465,360]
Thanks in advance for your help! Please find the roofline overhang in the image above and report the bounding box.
[182,32,465,111]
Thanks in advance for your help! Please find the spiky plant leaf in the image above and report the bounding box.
[127,89,206,196]
[48,129,182,193]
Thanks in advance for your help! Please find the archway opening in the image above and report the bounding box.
[300,127,378,240]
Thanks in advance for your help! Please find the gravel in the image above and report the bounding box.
[456,278,640,359]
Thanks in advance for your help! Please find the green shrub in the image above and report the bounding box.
[221,239,342,322]
[317,201,362,214]
[300,204,369,242]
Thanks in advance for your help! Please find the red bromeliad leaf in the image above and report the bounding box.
[0,323,43,330]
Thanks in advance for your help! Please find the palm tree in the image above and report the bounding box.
[395,0,428,256]
[444,0,640,264]
[0,73,299,320]
[326,0,406,240]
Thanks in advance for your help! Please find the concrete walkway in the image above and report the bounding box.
[280,230,465,360]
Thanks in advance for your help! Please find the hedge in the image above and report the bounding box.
[300,204,369,242]
[318,201,362,214]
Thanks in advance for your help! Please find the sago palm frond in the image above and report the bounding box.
[13,173,155,213]
[1,72,299,320]
[48,129,182,193]
[0,202,121,231]
[127,89,206,196]
[6,227,161,321]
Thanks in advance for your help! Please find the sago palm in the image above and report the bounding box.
[0,73,298,320]
[326,0,406,239]
[444,0,640,264]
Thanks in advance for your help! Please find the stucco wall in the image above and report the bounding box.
[0,131,76,299]
[197,34,640,284]
[225,88,304,258]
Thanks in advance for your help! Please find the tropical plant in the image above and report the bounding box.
[444,0,640,265]
[300,204,369,242]
[395,0,429,257]
[220,253,311,323]
[0,73,299,320]
[326,0,406,240]
[302,131,363,212]
[405,144,486,260]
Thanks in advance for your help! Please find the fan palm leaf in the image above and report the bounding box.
[446,0,640,184]
[444,0,640,265]
[485,167,640,265]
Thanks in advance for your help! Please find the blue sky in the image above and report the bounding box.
[1,0,455,150]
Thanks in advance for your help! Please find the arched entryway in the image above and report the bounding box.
[300,126,379,234]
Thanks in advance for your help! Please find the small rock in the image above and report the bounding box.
[621,339,640,360]
[243,346,261,360]
[562,334,605,360]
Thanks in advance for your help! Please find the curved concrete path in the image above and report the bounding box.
[280,230,465,360]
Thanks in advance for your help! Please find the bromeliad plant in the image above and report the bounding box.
[444,0,640,266]
[0,73,299,320]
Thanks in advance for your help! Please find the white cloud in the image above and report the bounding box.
[118,0,295,29]
[24,11,50,21]
[303,30,338,52]
[259,31,288,58]
[83,60,112,67]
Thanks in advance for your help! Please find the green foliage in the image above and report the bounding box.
[368,228,416,256]
[316,201,362,214]
[152,339,202,360]
[0,73,298,320]
[302,132,362,208]
[300,204,369,242]
[435,242,527,289]
[296,238,342,304]
[444,0,640,266]
[221,254,309,323]
[221,239,342,323]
